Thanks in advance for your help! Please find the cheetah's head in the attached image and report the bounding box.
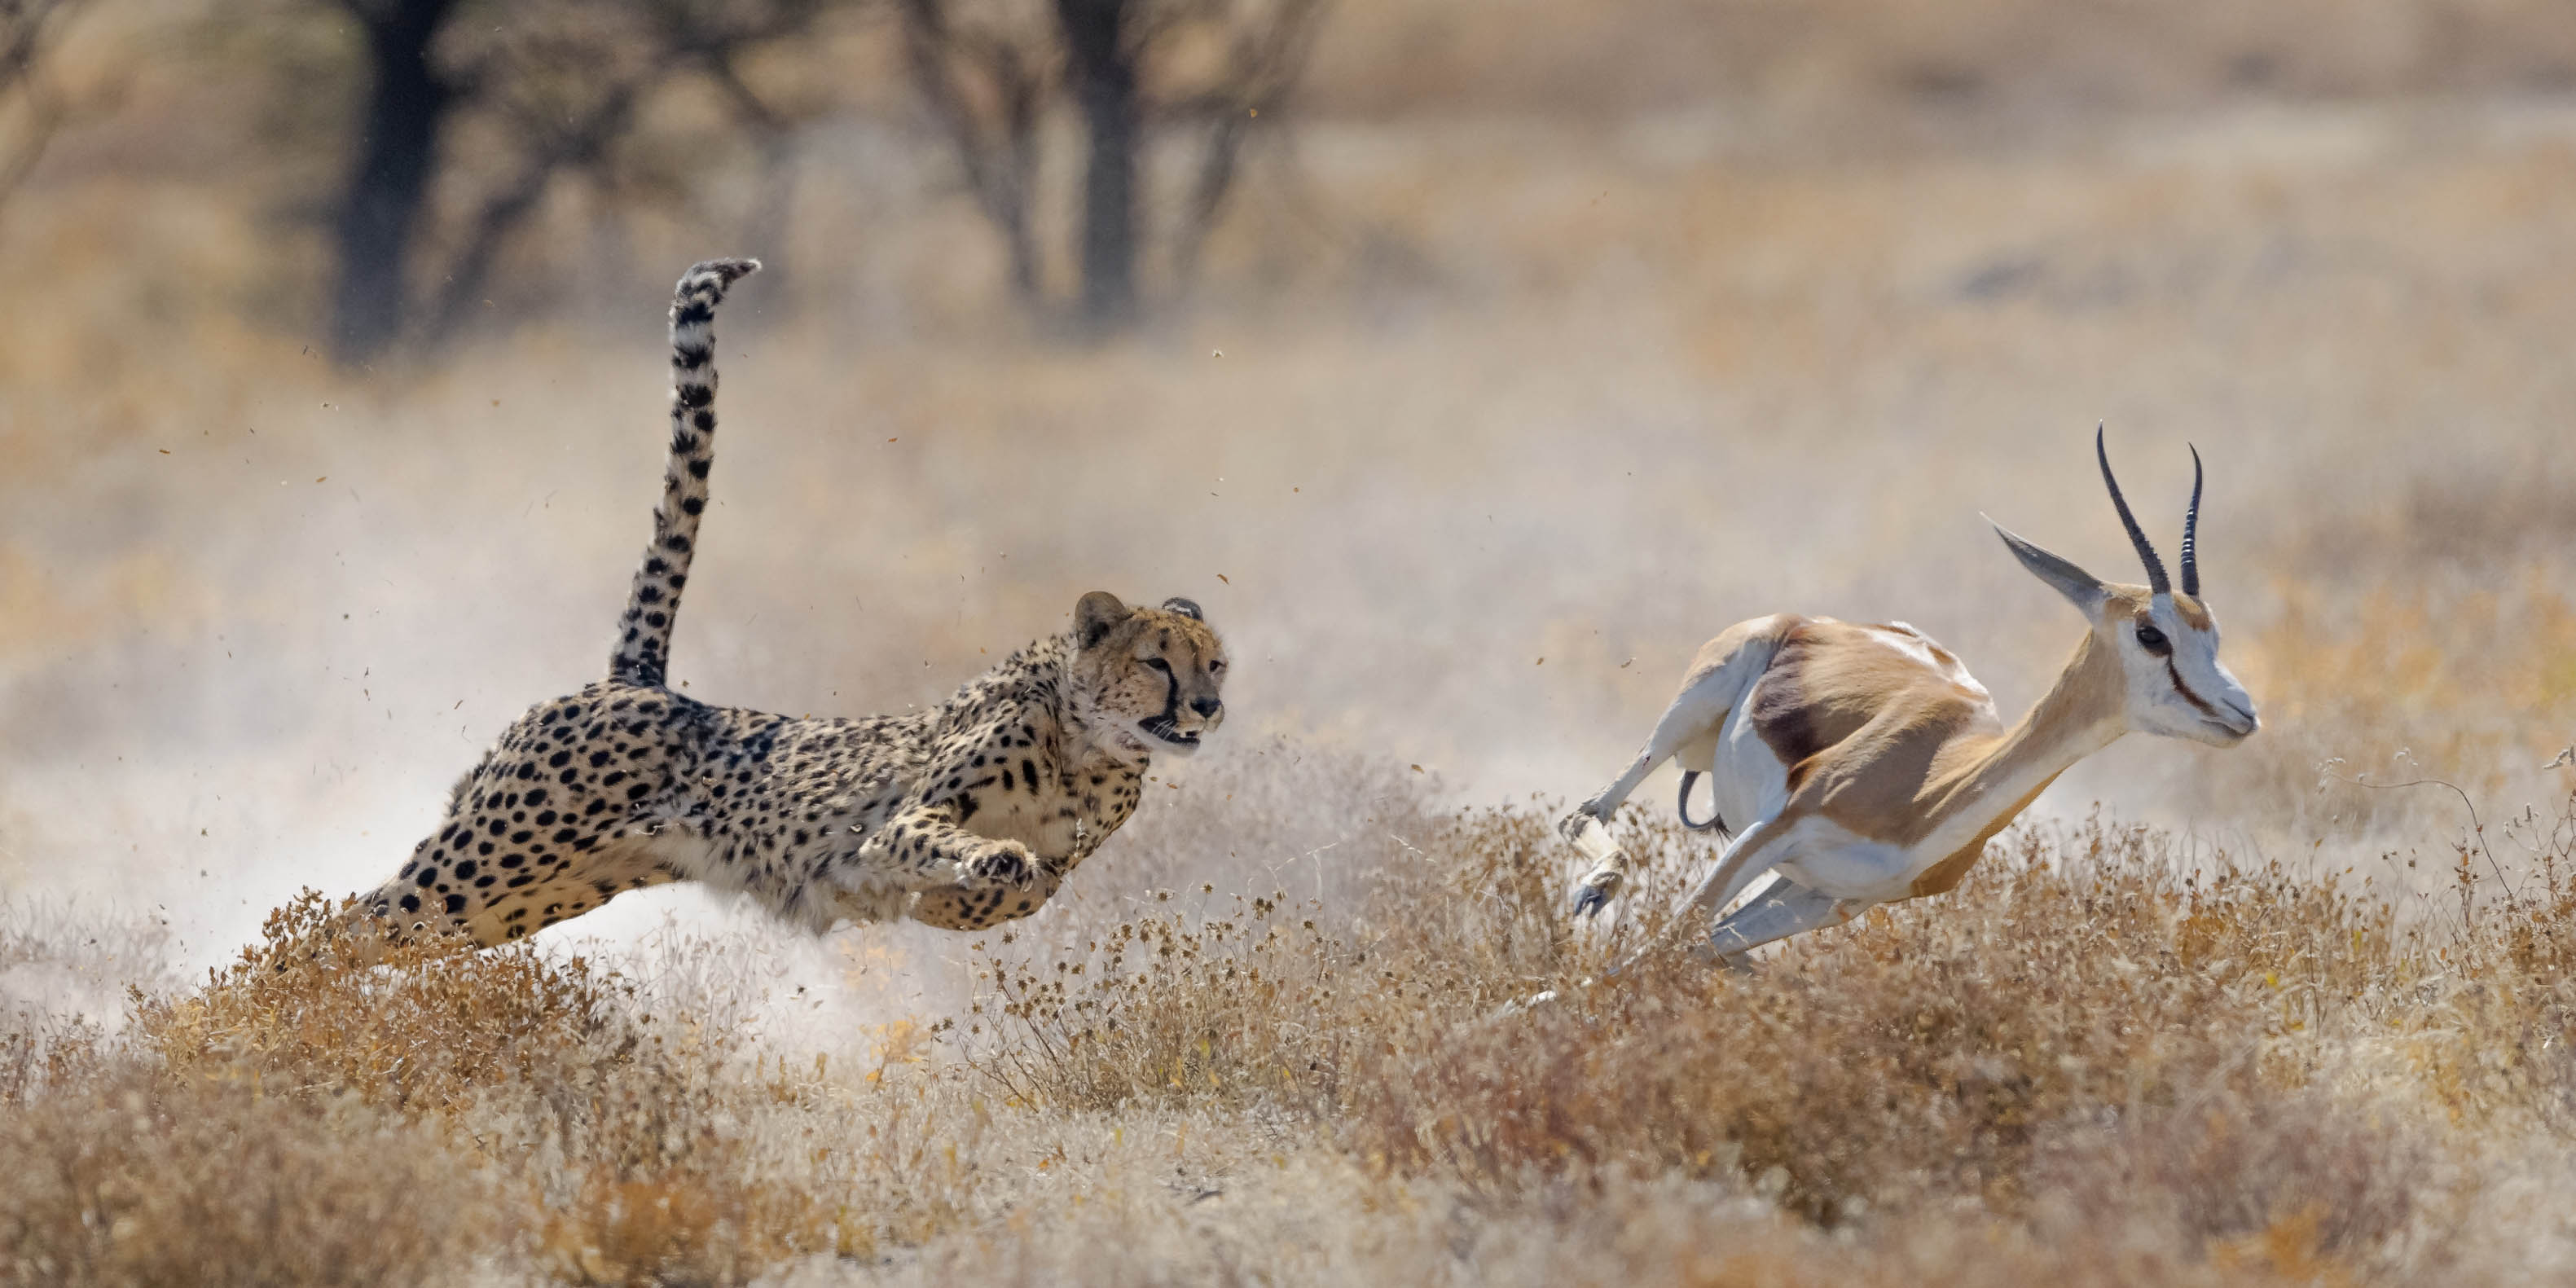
[1069,591,1227,762]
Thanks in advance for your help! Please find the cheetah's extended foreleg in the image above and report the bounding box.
[832,804,1057,930]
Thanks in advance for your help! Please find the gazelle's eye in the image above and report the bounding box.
[2134,623,2171,655]
[1142,657,1172,674]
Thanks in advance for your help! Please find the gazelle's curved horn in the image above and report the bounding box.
[2179,444,2203,597]
[2095,424,2169,595]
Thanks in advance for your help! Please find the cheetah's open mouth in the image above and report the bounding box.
[1139,716,1201,749]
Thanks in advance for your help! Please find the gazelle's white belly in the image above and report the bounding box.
[1703,701,1791,835]
[1768,815,1926,902]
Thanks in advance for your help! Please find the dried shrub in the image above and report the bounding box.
[2027,1089,2446,1277]
[131,890,636,1114]
[0,1066,503,1288]
[507,1036,888,1286]
[1330,811,2416,1227]
[946,887,1356,1110]
[8,893,939,1287]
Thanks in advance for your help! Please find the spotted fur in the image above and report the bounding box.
[354,261,1228,948]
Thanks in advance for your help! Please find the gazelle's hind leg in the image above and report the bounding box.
[1601,811,1794,974]
[1562,618,1788,913]
[1560,694,1724,877]
[1691,880,1867,969]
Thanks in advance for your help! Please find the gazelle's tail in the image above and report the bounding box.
[609,257,761,688]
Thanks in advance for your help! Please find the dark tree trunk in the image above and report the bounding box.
[329,0,462,365]
[993,46,1044,304]
[1054,0,1137,327]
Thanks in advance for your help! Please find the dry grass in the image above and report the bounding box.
[11,789,2576,1284]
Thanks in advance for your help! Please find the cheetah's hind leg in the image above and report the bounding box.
[355,829,681,952]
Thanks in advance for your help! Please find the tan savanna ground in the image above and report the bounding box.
[7,0,2576,1283]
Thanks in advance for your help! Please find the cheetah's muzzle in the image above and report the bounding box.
[1139,715,1202,749]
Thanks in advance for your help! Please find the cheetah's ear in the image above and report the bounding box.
[1159,598,1203,621]
[1075,591,1129,649]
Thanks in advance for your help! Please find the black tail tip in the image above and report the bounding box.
[680,257,763,293]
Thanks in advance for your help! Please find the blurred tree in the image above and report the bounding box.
[327,0,464,364]
[899,0,1326,330]
[327,0,847,364]
[1055,0,1137,323]
[898,0,1048,303]
[0,0,97,218]
[1159,0,1324,291]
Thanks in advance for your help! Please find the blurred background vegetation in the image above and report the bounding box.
[10,0,2576,350]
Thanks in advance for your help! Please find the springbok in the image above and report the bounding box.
[1558,429,2258,969]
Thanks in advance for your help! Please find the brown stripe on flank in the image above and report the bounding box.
[1747,622,1826,786]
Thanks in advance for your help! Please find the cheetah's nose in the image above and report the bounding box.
[1190,697,1222,719]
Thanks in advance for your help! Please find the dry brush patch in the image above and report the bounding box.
[944,796,2576,1282]
[2,894,996,1286]
[9,787,2576,1283]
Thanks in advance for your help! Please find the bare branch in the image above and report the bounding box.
[1169,0,1328,286]
[0,0,93,215]
[890,0,1334,321]
[899,0,1051,300]
[411,0,854,349]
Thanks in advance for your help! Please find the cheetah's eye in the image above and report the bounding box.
[2134,623,2171,655]
[1142,657,1172,674]
[1207,659,1224,675]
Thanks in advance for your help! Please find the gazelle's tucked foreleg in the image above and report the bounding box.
[1695,880,1866,968]
[1600,812,1795,973]
[1563,618,1786,917]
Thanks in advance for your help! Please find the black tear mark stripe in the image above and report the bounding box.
[2165,661,2222,719]
[609,257,760,688]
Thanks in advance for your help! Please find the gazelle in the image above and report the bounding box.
[1558,429,2258,969]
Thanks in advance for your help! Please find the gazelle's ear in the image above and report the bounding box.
[1988,517,2107,615]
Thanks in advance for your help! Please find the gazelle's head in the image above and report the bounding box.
[1990,428,2260,747]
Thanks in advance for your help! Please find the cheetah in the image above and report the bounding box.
[354,258,1228,947]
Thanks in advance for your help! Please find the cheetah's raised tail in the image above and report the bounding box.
[608,257,762,688]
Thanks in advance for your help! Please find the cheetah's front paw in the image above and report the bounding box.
[969,842,1039,890]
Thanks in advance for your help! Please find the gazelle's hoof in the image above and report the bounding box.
[1568,859,1624,918]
